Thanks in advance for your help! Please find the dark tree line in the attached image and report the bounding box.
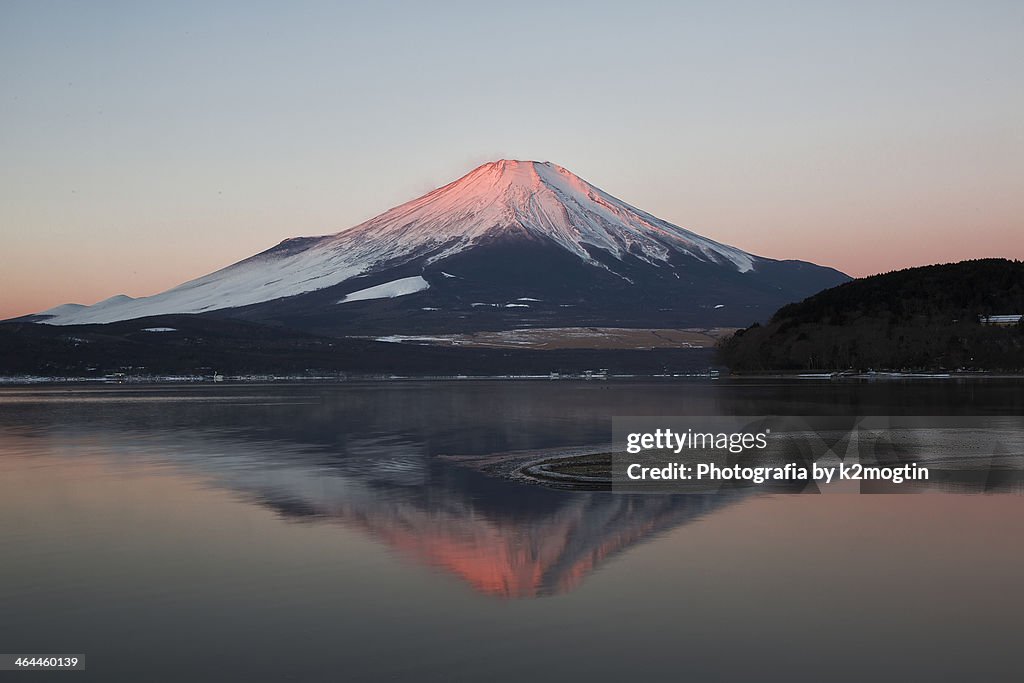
[717,259,1024,372]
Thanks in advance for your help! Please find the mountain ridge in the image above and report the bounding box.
[22,160,849,333]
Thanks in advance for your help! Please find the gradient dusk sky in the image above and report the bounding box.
[2,1,1022,319]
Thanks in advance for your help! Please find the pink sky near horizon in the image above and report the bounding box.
[2,2,1022,320]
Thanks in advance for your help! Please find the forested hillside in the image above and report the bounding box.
[717,259,1024,372]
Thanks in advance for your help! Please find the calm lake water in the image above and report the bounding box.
[1,380,1023,682]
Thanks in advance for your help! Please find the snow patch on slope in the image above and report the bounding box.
[339,276,430,303]
[38,247,371,324]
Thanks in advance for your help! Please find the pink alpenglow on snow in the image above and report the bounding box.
[32,160,761,326]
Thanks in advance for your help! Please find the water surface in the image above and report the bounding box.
[1,381,1022,681]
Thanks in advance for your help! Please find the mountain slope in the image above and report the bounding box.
[26,160,849,333]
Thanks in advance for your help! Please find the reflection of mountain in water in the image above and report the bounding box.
[254,467,740,598]
[188,439,744,598]
[9,414,744,599]
[9,383,1022,599]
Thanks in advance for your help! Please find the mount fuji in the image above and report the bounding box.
[26,160,848,334]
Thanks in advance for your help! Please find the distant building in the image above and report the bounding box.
[979,314,1023,326]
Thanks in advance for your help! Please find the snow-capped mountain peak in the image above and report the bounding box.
[26,160,845,328]
[334,159,754,273]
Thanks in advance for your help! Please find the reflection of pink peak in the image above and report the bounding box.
[327,496,710,599]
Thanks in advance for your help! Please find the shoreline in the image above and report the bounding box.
[3,371,1024,386]
[0,372,723,386]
